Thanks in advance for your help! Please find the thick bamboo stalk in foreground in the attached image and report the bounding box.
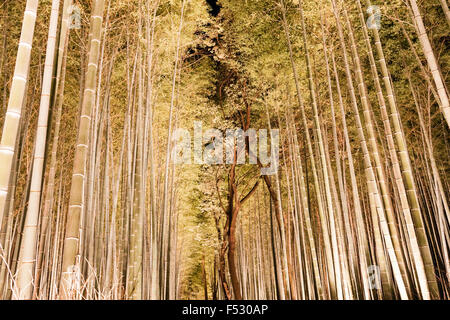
[0,0,39,230]
[15,0,60,300]
[60,0,105,299]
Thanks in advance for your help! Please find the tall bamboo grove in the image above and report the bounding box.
[0,0,448,300]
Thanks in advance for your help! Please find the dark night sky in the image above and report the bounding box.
[206,0,221,16]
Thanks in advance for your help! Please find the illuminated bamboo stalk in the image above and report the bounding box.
[128,10,144,298]
[439,0,450,26]
[60,0,105,299]
[145,0,159,301]
[331,0,408,299]
[278,105,305,299]
[409,76,450,287]
[15,0,60,300]
[330,37,374,301]
[263,99,294,299]
[161,0,186,300]
[279,0,336,298]
[286,106,322,299]
[341,2,411,299]
[356,0,436,299]
[408,0,450,127]
[0,0,39,229]
[86,3,111,297]
[298,0,342,299]
[33,0,73,299]
[363,0,439,298]
[320,15,360,299]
